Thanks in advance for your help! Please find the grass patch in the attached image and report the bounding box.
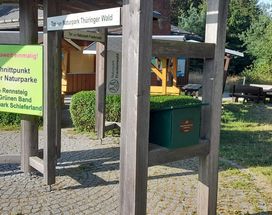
[220,102,272,183]
[0,124,20,131]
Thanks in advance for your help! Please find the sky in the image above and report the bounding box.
[259,0,272,4]
[258,0,272,14]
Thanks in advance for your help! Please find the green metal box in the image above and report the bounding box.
[149,104,202,149]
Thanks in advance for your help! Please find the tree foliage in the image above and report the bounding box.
[227,0,260,74]
[171,0,262,74]
[242,13,272,63]
[178,3,206,37]
[241,11,272,84]
[170,0,203,25]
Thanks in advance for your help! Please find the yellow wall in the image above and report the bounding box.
[69,49,95,74]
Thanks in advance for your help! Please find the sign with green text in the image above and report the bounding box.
[0,45,43,116]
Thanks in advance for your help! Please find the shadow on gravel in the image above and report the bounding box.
[54,148,197,190]
[0,163,21,177]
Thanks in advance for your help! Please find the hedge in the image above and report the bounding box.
[150,95,201,110]
[70,91,201,132]
[0,112,43,128]
[0,112,21,126]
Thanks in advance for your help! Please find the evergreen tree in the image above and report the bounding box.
[170,0,203,25]
[241,10,272,83]
[172,0,261,74]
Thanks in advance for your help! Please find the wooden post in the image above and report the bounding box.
[95,29,108,139]
[197,0,229,215]
[172,58,177,87]
[120,0,153,214]
[19,0,39,174]
[55,26,62,159]
[222,55,231,93]
[161,58,167,95]
[43,0,61,185]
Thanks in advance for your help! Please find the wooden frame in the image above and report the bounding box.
[95,29,108,139]
[152,40,215,58]
[43,0,62,185]
[119,0,153,213]
[119,0,228,214]
[14,0,229,214]
[198,1,229,214]
[150,57,181,95]
[19,0,39,174]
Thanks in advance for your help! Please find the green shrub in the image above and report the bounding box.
[242,62,272,84]
[150,95,201,110]
[0,112,43,128]
[106,94,121,123]
[70,91,201,132]
[70,91,96,132]
[70,91,122,132]
[0,112,21,126]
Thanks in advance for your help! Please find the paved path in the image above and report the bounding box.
[0,129,271,214]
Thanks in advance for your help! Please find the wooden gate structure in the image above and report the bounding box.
[2,0,229,214]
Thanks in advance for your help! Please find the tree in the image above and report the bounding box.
[170,0,203,26]
[178,3,206,37]
[172,0,261,74]
[241,10,272,84]
[226,0,260,74]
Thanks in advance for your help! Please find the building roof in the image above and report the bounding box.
[0,0,122,13]
[0,4,43,29]
[83,35,244,57]
[0,4,164,30]
[171,25,203,42]
[0,30,43,44]
[84,35,187,54]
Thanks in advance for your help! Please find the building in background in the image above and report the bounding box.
[0,1,243,96]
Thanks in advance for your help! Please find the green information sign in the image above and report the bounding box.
[0,45,43,116]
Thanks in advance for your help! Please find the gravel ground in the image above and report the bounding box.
[0,129,271,215]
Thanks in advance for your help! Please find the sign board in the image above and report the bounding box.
[0,45,43,116]
[64,30,105,42]
[48,7,121,31]
[107,51,121,95]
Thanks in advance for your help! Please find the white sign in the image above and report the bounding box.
[47,7,121,31]
[64,30,105,42]
[107,51,121,95]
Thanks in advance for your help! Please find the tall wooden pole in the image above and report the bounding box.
[120,0,153,214]
[95,29,108,139]
[197,0,229,214]
[19,0,39,174]
[43,0,61,185]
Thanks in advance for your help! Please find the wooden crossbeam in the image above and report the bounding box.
[0,154,20,164]
[150,86,180,95]
[152,40,215,59]
[105,121,120,131]
[29,156,44,174]
[148,140,210,166]
[151,64,163,80]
